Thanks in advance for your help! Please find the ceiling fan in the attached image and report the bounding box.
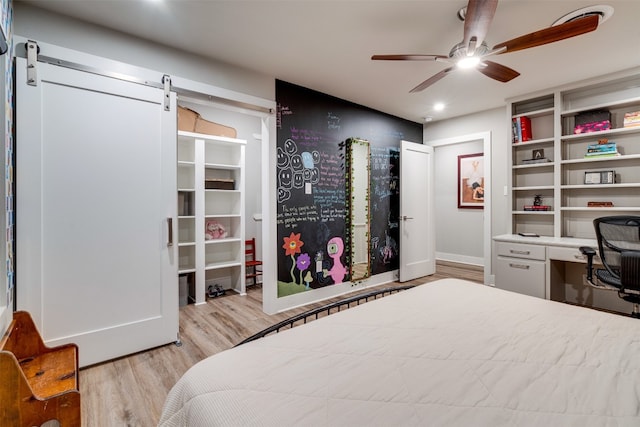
[372,0,600,92]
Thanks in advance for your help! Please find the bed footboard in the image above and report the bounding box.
[235,285,415,346]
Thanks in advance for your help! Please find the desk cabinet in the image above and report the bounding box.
[493,235,635,315]
[495,242,546,298]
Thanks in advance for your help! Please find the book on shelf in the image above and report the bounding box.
[523,205,551,211]
[623,111,640,128]
[587,201,614,207]
[521,158,551,164]
[586,142,616,153]
[584,140,620,158]
[512,116,532,143]
[584,151,620,158]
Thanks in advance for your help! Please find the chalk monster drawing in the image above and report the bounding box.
[277,139,320,203]
[324,236,346,284]
[282,232,346,288]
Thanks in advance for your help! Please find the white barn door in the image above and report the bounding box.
[16,56,177,366]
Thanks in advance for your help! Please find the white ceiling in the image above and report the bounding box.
[17,0,640,123]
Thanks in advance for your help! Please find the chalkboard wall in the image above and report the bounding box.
[276,80,422,297]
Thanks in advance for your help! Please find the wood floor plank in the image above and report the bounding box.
[79,262,483,426]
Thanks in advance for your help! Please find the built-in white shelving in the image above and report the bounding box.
[177,130,247,304]
[507,68,640,239]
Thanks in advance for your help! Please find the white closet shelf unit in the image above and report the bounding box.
[177,130,247,304]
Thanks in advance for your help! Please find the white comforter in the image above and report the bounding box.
[159,278,640,426]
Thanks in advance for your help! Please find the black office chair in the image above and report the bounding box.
[580,216,640,318]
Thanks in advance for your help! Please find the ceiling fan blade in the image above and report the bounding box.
[477,60,520,82]
[410,67,455,93]
[372,54,448,61]
[463,0,498,54]
[492,14,599,54]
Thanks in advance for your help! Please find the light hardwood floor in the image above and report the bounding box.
[80,261,483,426]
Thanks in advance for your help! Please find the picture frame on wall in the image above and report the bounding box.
[458,152,484,209]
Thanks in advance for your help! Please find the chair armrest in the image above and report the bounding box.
[579,246,597,283]
[579,246,596,257]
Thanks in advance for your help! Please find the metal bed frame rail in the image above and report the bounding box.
[235,285,415,346]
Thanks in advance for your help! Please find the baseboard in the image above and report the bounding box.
[436,252,484,267]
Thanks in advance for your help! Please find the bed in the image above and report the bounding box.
[159,278,640,426]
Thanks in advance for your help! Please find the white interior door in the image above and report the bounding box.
[399,140,435,282]
[16,58,178,367]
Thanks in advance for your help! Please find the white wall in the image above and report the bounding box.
[433,139,484,265]
[13,3,274,101]
[424,107,509,272]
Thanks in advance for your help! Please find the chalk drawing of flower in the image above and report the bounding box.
[282,232,304,256]
[296,253,311,285]
[283,232,304,283]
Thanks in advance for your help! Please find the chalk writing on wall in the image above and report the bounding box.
[275,80,422,297]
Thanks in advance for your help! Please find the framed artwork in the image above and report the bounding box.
[458,152,484,209]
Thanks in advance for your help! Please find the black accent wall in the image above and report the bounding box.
[275,80,422,297]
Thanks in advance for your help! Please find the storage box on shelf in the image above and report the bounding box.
[177,130,246,304]
[178,106,238,139]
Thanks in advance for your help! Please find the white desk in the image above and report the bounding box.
[493,234,633,314]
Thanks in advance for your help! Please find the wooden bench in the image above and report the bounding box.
[0,311,81,426]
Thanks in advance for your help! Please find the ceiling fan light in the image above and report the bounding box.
[449,41,489,62]
[457,56,481,69]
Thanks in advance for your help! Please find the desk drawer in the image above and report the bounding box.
[495,256,546,298]
[548,246,600,264]
[496,241,545,261]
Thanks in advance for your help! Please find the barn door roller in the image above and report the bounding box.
[26,40,39,86]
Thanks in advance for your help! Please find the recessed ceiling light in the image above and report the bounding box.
[424,116,433,122]
[434,103,445,112]
[552,5,614,26]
